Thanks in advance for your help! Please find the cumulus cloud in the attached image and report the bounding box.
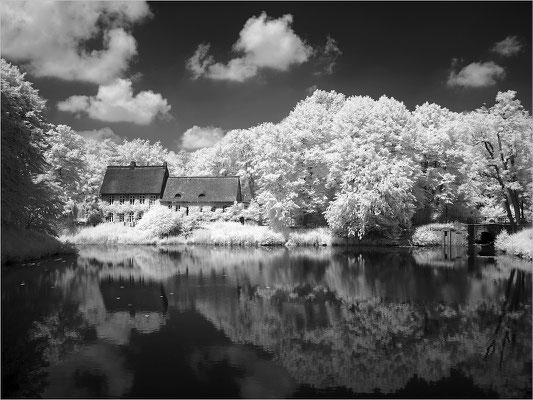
[186,13,313,82]
[181,126,225,151]
[57,79,171,124]
[447,60,505,88]
[314,36,342,75]
[491,36,522,57]
[0,1,151,84]
[77,127,123,144]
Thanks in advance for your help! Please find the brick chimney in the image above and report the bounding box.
[130,161,136,169]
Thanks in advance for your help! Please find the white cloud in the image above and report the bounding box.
[491,36,522,57]
[315,36,342,75]
[57,79,171,125]
[0,1,151,84]
[181,126,225,150]
[447,60,505,88]
[186,13,313,82]
[77,127,123,144]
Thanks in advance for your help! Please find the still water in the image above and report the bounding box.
[2,245,531,398]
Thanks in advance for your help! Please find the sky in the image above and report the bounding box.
[1,1,531,151]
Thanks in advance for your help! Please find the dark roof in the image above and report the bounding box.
[161,176,242,203]
[100,165,168,195]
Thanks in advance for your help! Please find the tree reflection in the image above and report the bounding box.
[2,245,531,398]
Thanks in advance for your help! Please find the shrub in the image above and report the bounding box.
[495,228,533,260]
[411,222,457,246]
[135,205,182,238]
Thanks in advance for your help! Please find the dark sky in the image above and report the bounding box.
[6,1,532,151]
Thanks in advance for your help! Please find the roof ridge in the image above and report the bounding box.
[107,165,167,169]
[167,176,240,178]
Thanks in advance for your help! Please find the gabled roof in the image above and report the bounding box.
[100,165,168,195]
[161,176,242,203]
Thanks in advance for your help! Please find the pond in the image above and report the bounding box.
[2,245,531,398]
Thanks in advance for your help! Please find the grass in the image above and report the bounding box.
[495,228,533,260]
[410,222,466,246]
[60,222,413,247]
[181,221,286,246]
[59,223,157,245]
[2,225,77,264]
[286,227,333,246]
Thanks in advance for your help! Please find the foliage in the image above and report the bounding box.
[459,91,533,230]
[1,59,62,233]
[185,221,286,246]
[134,205,182,238]
[59,223,156,245]
[286,228,332,246]
[495,228,533,260]
[410,222,456,246]
[1,225,76,264]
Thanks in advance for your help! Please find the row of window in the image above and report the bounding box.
[107,195,157,205]
[167,204,227,213]
[105,211,144,223]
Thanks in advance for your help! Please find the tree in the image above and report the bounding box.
[43,125,88,209]
[111,138,169,166]
[325,95,419,239]
[460,91,533,230]
[1,59,62,233]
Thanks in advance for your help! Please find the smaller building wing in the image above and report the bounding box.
[161,177,242,204]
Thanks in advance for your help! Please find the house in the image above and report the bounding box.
[100,161,169,223]
[99,162,247,223]
[160,176,243,214]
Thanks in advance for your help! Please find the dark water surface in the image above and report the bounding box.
[2,245,531,398]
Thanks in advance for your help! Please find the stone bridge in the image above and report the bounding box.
[467,223,513,249]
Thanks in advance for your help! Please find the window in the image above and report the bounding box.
[119,195,125,205]
[128,212,134,223]
[139,195,145,204]
[137,212,144,220]
[168,204,173,210]
[175,205,180,212]
[149,195,156,205]
[108,195,114,205]
[174,193,181,198]
[129,195,135,204]
[198,193,206,199]
[118,213,124,222]
[106,213,114,223]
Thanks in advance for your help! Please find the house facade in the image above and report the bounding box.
[99,162,246,223]
[160,176,243,214]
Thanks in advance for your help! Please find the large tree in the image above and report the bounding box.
[460,91,533,230]
[1,59,61,233]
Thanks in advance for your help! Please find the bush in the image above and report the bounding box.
[135,205,182,238]
[495,228,533,260]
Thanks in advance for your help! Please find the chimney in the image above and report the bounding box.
[163,161,168,168]
[130,161,136,169]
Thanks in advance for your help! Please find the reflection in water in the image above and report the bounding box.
[2,245,531,398]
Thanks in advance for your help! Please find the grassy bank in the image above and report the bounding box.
[59,222,399,247]
[495,228,533,260]
[2,226,77,264]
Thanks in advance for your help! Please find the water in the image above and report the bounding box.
[2,245,531,398]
